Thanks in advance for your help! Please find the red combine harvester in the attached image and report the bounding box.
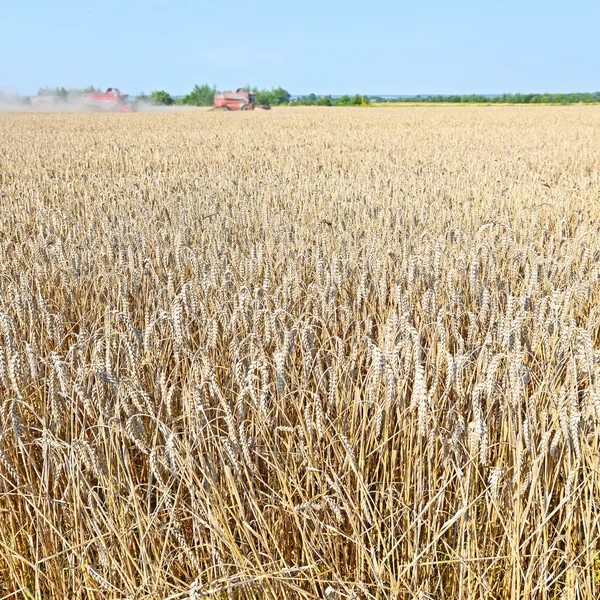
[213,89,270,111]
[83,88,134,112]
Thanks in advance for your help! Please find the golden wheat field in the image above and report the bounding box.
[1,106,600,599]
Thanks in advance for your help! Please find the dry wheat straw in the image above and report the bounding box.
[0,107,599,600]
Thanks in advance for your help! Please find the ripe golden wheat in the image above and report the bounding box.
[0,107,600,599]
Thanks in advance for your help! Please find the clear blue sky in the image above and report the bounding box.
[1,0,598,96]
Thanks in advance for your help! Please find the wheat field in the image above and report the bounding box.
[1,107,600,599]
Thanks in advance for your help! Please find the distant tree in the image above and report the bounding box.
[269,87,291,105]
[290,95,314,106]
[316,95,332,106]
[256,91,273,106]
[150,90,174,105]
[280,87,292,104]
[328,94,369,107]
[183,84,216,106]
[37,86,100,98]
[374,91,600,105]
[255,86,291,106]
[37,86,67,97]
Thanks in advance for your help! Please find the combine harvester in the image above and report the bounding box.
[30,88,135,112]
[83,88,134,112]
[213,89,270,111]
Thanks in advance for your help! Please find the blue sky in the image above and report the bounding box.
[1,0,598,96]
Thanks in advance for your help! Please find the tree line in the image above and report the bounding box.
[291,93,371,106]
[29,86,600,107]
[36,86,101,98]
[372,92,600,105]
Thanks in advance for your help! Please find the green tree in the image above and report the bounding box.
[256,91,274,106]
[276,87,291,104]
[254,86,291,106]
[37,86,99,99]
[150,90,174,106]
[183,84,216,106]
[330,94,370,107]
[268,87,291,105]
[37,87,68,98]
[316,95,332,106]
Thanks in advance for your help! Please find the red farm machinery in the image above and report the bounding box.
[30,88,135,112]
[213,89,270,111]
[83,88,134,112]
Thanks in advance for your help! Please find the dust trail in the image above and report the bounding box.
[0,91,33,112]
[0,89,209,113]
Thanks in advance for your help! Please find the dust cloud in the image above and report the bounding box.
[0,89,206,113]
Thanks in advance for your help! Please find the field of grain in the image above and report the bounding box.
[1,107,600,599]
